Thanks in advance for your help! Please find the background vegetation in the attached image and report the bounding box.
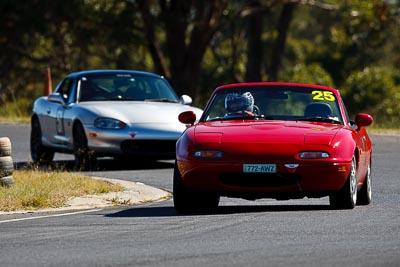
[0,0,399,127]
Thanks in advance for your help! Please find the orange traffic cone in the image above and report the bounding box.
[44,67,53,96]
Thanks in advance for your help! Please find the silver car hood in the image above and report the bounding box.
[80,101,203,124]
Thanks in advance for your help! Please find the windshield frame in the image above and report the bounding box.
[75,73,180,103]
[200,84,345,125]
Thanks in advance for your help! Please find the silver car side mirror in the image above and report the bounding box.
[180,95,192,105]
[47,93,65,105]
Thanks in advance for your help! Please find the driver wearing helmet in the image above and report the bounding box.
[225,92,255,117]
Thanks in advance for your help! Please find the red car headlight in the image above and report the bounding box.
[194,150,223,158]
[298,151,330,159]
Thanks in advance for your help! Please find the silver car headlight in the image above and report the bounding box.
[94,118,126,129]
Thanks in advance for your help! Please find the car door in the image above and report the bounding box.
[46,78,76,146]
[346,120,368,184]
[340,98,368,179]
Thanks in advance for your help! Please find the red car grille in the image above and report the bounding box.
[120,140,176,158]
[220,173,300,187]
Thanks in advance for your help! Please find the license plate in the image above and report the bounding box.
[243,164,277,173]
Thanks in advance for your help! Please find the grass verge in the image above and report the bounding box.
[0,100,32,124]
[0,169,123,212]
[368,126,400,135]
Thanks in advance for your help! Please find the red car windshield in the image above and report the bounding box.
[202,85,344,124]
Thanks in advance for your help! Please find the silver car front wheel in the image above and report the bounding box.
[73,123,96,170]
[30,118,54,164]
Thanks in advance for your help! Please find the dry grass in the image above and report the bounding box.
[0,100,31,124]
[0,116,30,124]
[369,126,400,135]
[0,170,122,212]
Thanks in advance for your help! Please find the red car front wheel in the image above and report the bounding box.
[173,162,220,214]
[329,156,357,209]
[357,163,372,205]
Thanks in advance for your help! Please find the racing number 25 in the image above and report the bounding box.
[312,90,335,101]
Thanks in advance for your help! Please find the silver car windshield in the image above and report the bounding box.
[202,86,344,124]
[78,74,179,103]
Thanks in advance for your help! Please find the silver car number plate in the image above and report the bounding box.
[243,164,277,173]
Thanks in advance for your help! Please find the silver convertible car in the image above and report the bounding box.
[30,69,203,169]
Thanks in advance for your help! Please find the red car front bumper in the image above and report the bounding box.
[177,160,351,199]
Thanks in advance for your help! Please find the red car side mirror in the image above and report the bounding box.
[355,113,373,128]
[179,111,196,125]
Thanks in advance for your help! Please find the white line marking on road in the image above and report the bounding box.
[0,209,102,224]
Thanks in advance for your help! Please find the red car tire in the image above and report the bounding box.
[329,156,357,209]
[173,162,220,214]
[357,163,372,205]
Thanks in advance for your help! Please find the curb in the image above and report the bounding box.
[0,177,172,215]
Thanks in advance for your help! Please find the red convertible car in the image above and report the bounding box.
[174,82,373,213]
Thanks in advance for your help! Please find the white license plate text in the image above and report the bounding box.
[243,164,277,173]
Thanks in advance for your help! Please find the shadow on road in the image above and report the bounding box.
[106,204,332,218]
[14,158,174,172]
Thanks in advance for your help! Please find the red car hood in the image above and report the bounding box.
[194,120,343,146]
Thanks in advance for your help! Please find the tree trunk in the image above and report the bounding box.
[137,1,169,78]
[138,0,227,102]
[267,2,297,81]
[245,0,263,82]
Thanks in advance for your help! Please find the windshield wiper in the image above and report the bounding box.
[296,117,341,124]
[207,114,269,122]
[144,98,179,103]
[107,96,128,101]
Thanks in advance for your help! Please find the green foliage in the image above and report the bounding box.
[0,0,399,127]
[0,98,32,123]
[281,63,335,87]
[342,67,400,126]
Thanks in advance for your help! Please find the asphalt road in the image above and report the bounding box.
[0,123,399,267]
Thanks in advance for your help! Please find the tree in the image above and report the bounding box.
[267,1,297,81]
[1,0,399,127]
[342,67,400,126]
[244,0,263,82]
[136,0,228,99]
